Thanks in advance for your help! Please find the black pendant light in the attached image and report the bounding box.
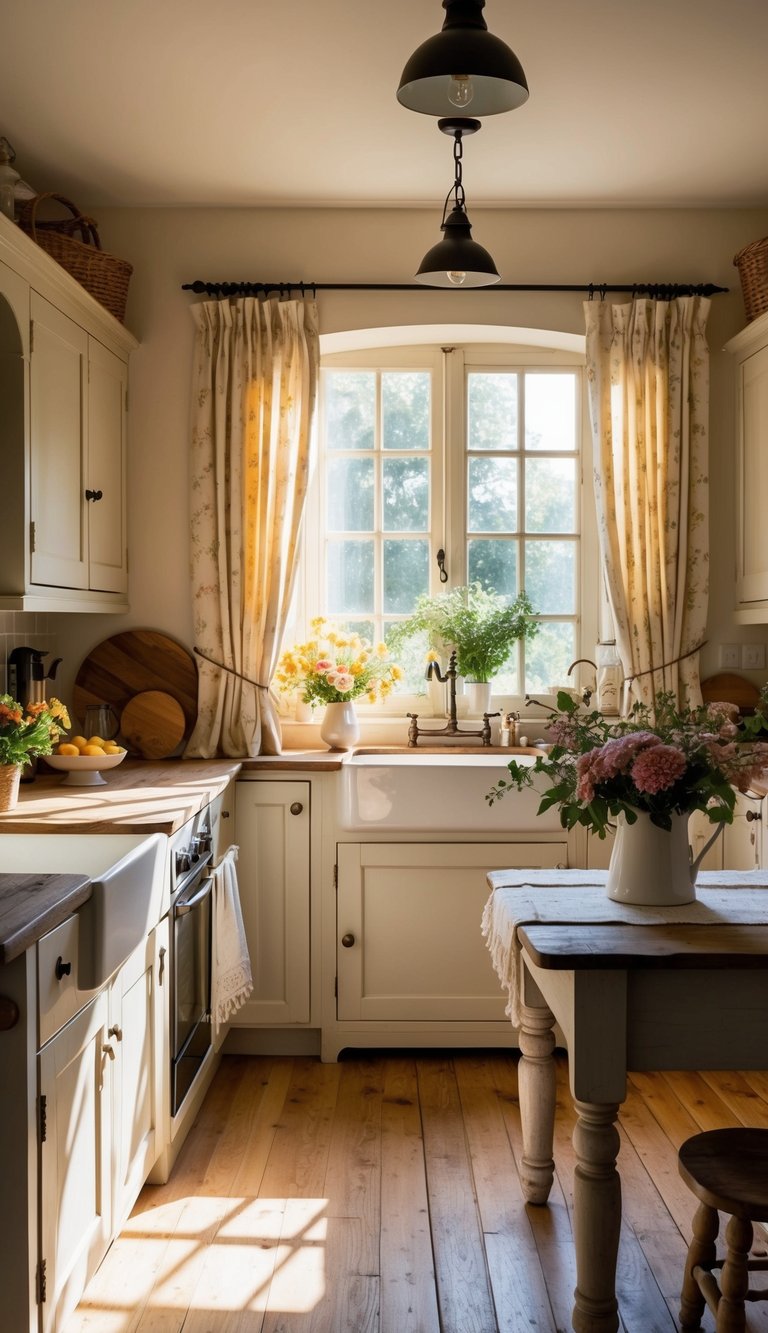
[397,0,528,118]
[414,119,500,288]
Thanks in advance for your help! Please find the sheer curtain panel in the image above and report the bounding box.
[185,296,319,757]
[584,296,710,708]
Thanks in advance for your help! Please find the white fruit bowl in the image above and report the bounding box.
[44,751,127,786]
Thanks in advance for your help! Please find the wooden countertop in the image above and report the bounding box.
[0,872,92,964]
[0,758,242,835]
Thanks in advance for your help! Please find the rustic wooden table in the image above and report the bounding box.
[512,889,768,1333]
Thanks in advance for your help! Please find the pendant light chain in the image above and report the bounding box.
[452,129,466,209]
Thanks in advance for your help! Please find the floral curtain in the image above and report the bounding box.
[584,296,710,709]
[185,296,319,757]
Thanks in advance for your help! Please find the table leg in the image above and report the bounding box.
[571,1099,622,1333]
[518,1000,556,1204]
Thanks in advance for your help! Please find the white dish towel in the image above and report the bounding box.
[212,845,253,1039]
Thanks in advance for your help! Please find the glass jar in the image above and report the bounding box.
[596,640,622,715]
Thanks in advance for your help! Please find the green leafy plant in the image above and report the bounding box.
[387,583,539,683]
[487,688,768,836]
[0,694,71,767]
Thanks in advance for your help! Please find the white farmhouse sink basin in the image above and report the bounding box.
[0,833,168,987]
[339,752,559,833]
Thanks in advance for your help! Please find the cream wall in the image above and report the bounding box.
[45,205,768,716]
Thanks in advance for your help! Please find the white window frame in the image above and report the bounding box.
[294,337,599,714]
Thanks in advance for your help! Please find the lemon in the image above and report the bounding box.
[57,742,80,756]
[87,735,107,749]
[71,735,89,752]
[82,743,107,757]
[103,743,122,754]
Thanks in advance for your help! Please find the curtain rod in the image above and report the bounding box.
[182,279,728,299]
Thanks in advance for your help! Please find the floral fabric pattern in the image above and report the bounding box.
[185,297,319,757]
[584,296,710,708]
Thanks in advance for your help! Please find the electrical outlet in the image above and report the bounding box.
[741,643,766,670]
[720,644,741,669]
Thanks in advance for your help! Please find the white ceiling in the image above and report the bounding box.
[4,0,768,211]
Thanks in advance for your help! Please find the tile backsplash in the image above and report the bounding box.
[0,612,57,695]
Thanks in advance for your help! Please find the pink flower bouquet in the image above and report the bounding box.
[487,689,768,837]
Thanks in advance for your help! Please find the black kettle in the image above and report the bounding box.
[7,648,63,784]
[7,646,62,706]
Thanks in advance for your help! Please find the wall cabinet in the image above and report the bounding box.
[0,212,135,612]
[37,921,167,1332]
[336,841,567,1025]
[726,310,768,621]
[231,779,310,1026]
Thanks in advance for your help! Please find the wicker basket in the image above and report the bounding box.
[18,193,132,323]
[733,236,768,324]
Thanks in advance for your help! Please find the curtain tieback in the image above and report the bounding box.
[194,647,270,690]
[623,639,707,684]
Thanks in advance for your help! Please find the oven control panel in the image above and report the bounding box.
[169,807,214,897]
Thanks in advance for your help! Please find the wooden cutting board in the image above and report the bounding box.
[73,630,198,744]
[700,672,761,716]
[119,691,187,759]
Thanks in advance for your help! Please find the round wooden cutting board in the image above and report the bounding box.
[700,672,761,716]
[73,629,198,746]
[119,691,187,759]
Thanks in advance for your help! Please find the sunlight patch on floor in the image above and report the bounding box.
[64,1196,329,1328]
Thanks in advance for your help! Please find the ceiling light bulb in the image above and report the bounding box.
[447,270,468,286]
[448,74,474,108]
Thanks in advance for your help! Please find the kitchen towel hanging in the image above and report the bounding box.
[211,846,252,1042]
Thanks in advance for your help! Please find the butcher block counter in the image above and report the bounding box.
[0,758,242,835]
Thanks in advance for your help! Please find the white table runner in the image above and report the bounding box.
[481,870,768,1028]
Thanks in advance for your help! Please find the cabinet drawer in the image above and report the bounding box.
[38,916,94,1047]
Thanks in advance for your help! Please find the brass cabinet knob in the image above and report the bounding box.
[290,802,304,815]
[341,933,355,948]
[746,808,761,822]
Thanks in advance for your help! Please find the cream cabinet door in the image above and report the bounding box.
[337,841,567,1023]
[232,780,310,1025]
[87,336,128,593]
[29,291,88,590]
[722,792,763,870]
[38,991,112,1333]
[110,921,167,1232]
[737,342,768,607]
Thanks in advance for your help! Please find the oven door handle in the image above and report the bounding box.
[174,875,214,916]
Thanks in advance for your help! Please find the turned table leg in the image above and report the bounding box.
[518,1000,556,1204]
[571,1099,622,1333]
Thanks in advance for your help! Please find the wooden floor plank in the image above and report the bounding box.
[490,1053,578,1333]
[379,1058,440,1333]
[455,1055,558,1333]
[228,1059,296,1198]
[321,1058,383,1276]
[257,1057,341,1199]
[417,1056,497,1333]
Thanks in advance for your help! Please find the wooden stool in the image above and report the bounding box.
[678,1129,768,1332]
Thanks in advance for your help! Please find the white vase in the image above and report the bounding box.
[320,699,360,751]
[606,810,723,906]
[464,681,493,716]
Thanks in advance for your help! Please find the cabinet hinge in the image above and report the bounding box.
[29,319,34,354]
[38,1092,47,1143]
[334,975,338,998]
[333,863,338,889]
[29,520,36,554]
[125,387,129,413]
[36,1257,47,1304]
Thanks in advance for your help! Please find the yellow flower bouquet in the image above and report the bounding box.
[0,694,71,766]
[275,619,403,707]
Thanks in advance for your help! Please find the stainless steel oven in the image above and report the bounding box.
[170,811,214,1116]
